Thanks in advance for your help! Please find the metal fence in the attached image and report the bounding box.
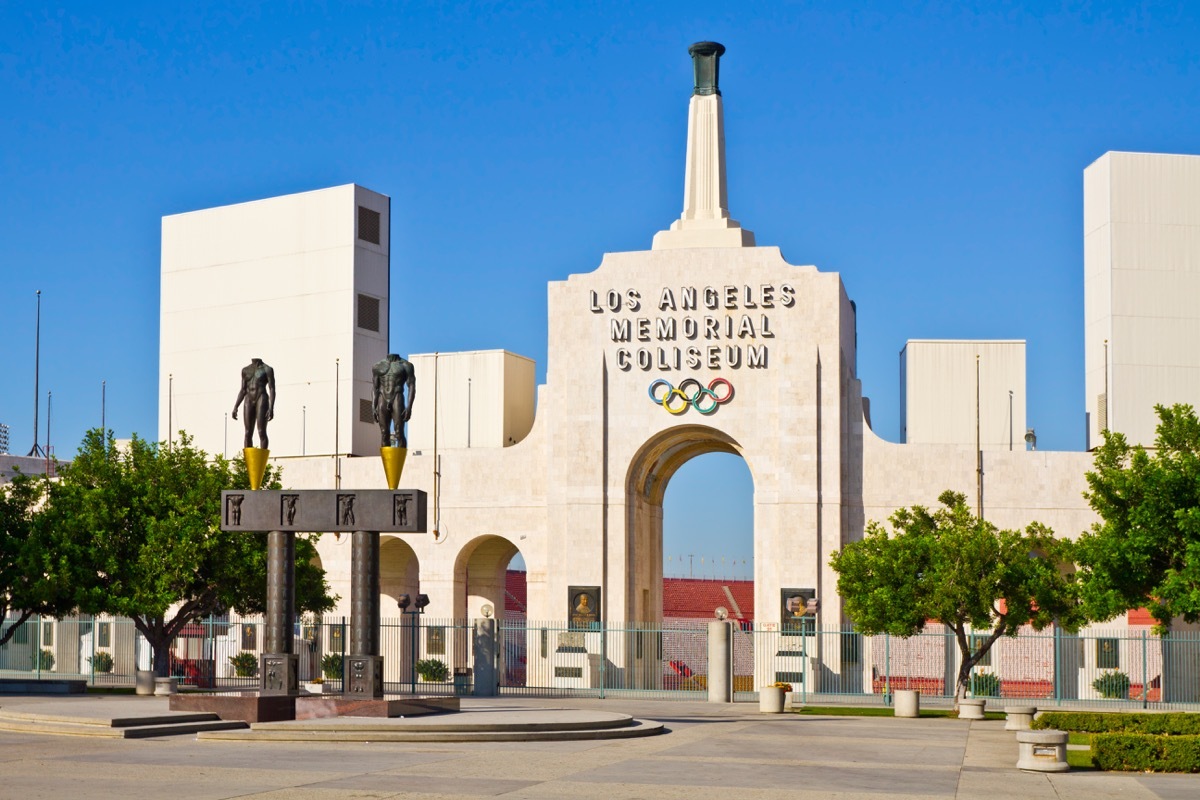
[4,614,1199,709]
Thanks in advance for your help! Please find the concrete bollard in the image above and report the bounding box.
[894,689,920,718]
[707,620,733,703]
[153,677,178,696]
[958,699,985,720]
[1016,729,1069,772]
[1004,705,1036,731]
[472,618,498,697]
[135,670,156,696]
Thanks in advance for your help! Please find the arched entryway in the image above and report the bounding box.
[453,534,522,621]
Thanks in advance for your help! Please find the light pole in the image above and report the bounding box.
[27,290,45,457]
[398,593,430,693]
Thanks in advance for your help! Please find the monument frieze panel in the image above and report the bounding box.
[221,490,428,533]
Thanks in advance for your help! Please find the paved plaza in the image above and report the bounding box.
[0,695,1197,799]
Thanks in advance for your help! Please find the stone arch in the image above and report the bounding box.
[453,534,522,621]
[624,424,753,624]
[380,536,420,610]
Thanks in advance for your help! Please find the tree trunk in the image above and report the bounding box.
[151,636,172,677]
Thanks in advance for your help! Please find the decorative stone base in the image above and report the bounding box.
[295,695,459,720]
[169,693,297,723]
[1004,705,1037,731]
[345,655,385,698]
[894,689,920,718]
[259,653,299,696]
[958,699,986,720]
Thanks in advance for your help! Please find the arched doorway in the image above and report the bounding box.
[379,537,419,685]
[454,534,522,621]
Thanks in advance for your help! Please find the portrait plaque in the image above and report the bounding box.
[426,626,446,656]
[241,623,257,651]
[780,588,817,636]
[568,585,601,630]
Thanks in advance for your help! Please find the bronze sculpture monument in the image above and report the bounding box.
[371,353,416,448]
[232,357,276,449]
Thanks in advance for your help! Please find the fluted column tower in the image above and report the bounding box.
[653,41,755,250]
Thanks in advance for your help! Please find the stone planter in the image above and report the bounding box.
[1016,729,1069,772]
[135,670,156,696]
[153,677,178,696]
[759,686,786,713]
[958,698,985,720]
[304,682,326,694]
[1004,705,1037,731]
[894,689,920,718]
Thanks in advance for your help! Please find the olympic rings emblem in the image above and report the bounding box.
[648,378,735,416]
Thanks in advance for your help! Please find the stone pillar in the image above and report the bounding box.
[472,618,498,697]
[261,530,298,696]
[707,620,733,703]
[347,530,384,698]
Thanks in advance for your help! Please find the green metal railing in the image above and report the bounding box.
[4,613,1199,708]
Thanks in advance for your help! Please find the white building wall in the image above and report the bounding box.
[900,340,1026,450]
[159,184,389,458]
[406,350,536,452]
[1084,152,1200,449]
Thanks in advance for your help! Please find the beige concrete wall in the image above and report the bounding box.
[160,184,389,458]
[1085,152,1200,449]
[406,350,536,451]
[901,340,1026,450]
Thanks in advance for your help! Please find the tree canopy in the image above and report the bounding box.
[1077,403,1200,631]
[40,429,335,674]
[831,490,1084,703]
[0,473,75,647]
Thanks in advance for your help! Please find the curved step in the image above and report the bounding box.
[198,717,665,743]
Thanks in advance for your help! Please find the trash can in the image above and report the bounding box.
[454,667,472,696]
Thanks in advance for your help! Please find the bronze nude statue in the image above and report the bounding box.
[232,358,276,449]
[371,354,416,448]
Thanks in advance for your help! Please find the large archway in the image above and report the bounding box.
[625,425,752,624]
[453,534,522,621]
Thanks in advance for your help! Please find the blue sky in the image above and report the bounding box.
[3,2,1199,577]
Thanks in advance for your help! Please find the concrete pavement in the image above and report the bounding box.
[0,694,1196,799]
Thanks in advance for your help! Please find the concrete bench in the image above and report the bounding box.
[1016,729,1069,772]
[1004,705,1036,730]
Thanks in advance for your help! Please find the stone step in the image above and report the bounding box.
[0,708,221,727]
[198,718,664,743]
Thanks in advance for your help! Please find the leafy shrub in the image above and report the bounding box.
[1092,670,1131,699]
[1092,733,1200,772]
[88,651,114,673]
[415,658,450,682]
[970,672,1001,697]
[1033,712,1200,736]
[229,651,259,678]
[36,649,55,670]
[321,652,343,679]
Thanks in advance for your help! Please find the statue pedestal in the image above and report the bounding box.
[259,653,299,697]
[345,655,385,699]
[380,446,407,489]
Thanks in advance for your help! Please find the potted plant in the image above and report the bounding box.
[36,649,55,671]
[88,651,114,673]
[321,653,343,689]
[304,675,326,693]
[229,651,258,678]
[415,657,450,683]
[1093,670,1131,699]
[760,681,791,713]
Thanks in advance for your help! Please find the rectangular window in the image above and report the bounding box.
[14,621,29,645]
[1097,638,1120,670]
[357,205,381,245]
[97,622,111,648]
[841,633,862,665]
[357,293,380,332]
[359,398,375,424]
[42,621,54,647]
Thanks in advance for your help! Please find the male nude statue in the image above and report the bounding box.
[232,358,276,449]
[371,353,416,447]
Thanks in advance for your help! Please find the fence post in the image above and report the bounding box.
[1142,630,1148,709]
[35,614,42,679]
[884,633,891,705]
[599,622,607,700]
[1053,625,1061,706]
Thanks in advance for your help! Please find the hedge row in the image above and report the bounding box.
[1033,711,1200,735]
[1092,733,1200,772]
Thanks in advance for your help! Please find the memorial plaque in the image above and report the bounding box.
[426,626,445,656]
[220,490,428,533]
[556,632,586,652]
[568,586,601,630]
[241,623,257,651]
[555,666,583,678]
[781,588,817,636]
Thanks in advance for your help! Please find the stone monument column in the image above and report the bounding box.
[348,529,384,697]
[261,530,299,695]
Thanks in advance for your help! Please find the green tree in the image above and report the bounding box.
[42,430,335,676]
[0,473,76,646]
[830,490,1084,704]
[1077,403,1200,631]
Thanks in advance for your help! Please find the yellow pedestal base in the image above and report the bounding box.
[244,447,270,491]
[380,447,407,490]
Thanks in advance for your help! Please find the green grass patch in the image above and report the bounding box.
[1068,732,1092,747]
[1066,748,1096,770]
